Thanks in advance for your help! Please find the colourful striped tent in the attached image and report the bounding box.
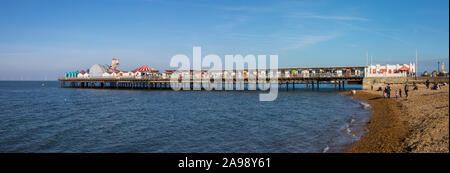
[133,65,150,72]
[398,65,410,71]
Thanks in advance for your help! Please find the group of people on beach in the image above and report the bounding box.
[426,79,446,90]
[381,83,409,99]
[379,80,447,99]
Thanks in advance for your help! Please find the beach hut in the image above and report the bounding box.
[65,71,79,78]
[171,73,180,79]
[119,71,133,77]
[267,70,272,77]
[162,70,176,79]
[284,70,290,77]
[102,72,116,78]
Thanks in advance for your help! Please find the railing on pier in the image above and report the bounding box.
[58,72,363,81]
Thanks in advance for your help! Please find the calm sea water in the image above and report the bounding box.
[0,81,370,153]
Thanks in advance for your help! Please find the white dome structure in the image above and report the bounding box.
[89,64,107,77]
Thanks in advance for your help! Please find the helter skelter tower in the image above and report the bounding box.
[111,57,119,71]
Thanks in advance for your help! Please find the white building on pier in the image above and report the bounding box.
[364,63,416,77]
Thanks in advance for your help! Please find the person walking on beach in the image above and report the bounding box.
[386,84,391,98]
[404,84,409,99]
[399,89,402,97]
[426,79,430,89]
[395,89,398,99]
[413,84,418,90]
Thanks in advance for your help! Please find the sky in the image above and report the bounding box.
[0,0,448,80]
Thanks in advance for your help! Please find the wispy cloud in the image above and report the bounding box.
[285,14,369,21]
[283,34,338,50]
[337,21,409,45]
[212,15,248,31]
[218,6,273,13]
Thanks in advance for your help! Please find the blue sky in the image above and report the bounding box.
[0,0,448,80]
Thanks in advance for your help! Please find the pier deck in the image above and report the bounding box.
[58,76,363,90]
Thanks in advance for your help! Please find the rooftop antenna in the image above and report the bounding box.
[366,51,369,66]
[370,55,373,65]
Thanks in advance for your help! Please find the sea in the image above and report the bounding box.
[0,81,371,153]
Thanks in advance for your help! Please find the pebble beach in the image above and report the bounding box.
[347,83,449,153]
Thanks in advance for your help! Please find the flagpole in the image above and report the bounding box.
[415,49,418,79]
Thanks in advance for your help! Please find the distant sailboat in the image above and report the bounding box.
[42,75,47,87]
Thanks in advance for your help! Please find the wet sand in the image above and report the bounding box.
[346,84,449,153]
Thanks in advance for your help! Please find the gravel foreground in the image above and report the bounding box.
[346,84,449,153]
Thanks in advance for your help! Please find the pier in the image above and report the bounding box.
[58,66,366,90]
[57,76,362,90]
